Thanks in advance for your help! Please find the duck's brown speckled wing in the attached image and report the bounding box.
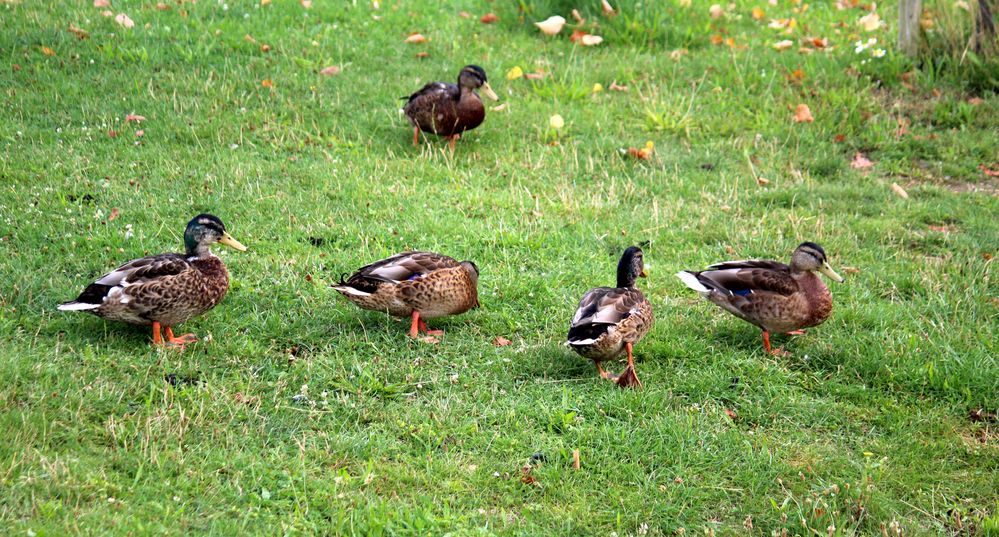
[339,251,460,293]
[567,287,648,344]
[697,260,799,297]
[687,260,809,331]
[71,254,192,307]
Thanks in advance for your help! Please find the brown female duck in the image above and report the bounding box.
[676,242,844,356]
[403,65,499,150]
[567,246,654,389]
[333,251,480,337]
[58,214,247,348]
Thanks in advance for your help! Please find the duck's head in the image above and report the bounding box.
[617,246,648,288]
[790,242,843,282]
[184,214,247,256]
[458,65,499,101]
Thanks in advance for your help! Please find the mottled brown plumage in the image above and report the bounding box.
[58,214,247,347]
[567,246,653,388]
[676,242,844,356]
[333,251,480,337]
[403,65,499,149]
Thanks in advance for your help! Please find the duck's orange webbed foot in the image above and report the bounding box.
[762,331,791,357]
[785,329,807,336]
[614,342,644,389]
[165,327,199,348]
[417,319,444,336]
[595,362,617,381]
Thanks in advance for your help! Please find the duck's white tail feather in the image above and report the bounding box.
[675,271,711,294]
[57,302,100,311]
[332,285,371,297]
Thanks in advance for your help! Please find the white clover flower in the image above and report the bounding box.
[872,48,886,58]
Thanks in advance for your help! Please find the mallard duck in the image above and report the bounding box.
[403,65,499,150]
[566,246,654,389]
[676,242,844,356]
[58,214,247,348]
[333,251,480,337]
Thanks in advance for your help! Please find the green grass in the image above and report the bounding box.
[2,0,998,534]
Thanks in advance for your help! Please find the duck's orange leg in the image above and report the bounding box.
[762,331,790,357]
[412,126,420,146]
[595,362,617,381]
[416,318,444,336]
[616,342,643,389]
[152,322,164,345]
[165,326,199,348]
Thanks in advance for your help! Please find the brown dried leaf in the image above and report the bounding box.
[569,29,587,43]
[419,336,439,344]
[68,23,90,40]
[261,79,274,88]
[793,103,814,123]
[320,65,341,76]
[480,13,498,24]
[457,11,471,18]
[93,0,110,6]
[572,449,581,469]
[492,336,512,347]
[156,2,170,10]
[602,0,616,16]
[405,33,427,44]
[125,114,145,122]
[260,44,271,53]
[725,408,738,420]
[571,9,585,23]
[108,207,120,221]
[609,81,628,91]
[114,13,134,28]
[890,182,909,199]
[414,51,429,58]
[979,164,999,177]
[40,46,56,56]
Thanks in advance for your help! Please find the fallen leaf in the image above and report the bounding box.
[625,140,655,160]
[534,15,565,36]
[709,4,724,18]
[100,10,113,17]
[572,449,581,469]
[93,0,109,6]
[135,129,144,137]
[710,35,724,45]
[928,224,955,233]
[68,23,90,40]
[480,13,498,24]
[858,11,881,31]
[492,336,512,346]
[320,65,341,76]
[609,80,628,91]
[751,6,765,19]
[414,51,429,58]
[125,114,145,122]
[457,11,471,18]
[725,408,738,419]
[524,71,545,80]
[969,408,998,423]
[669,49,687,61]
[811,37,829,48]
[896,117,910,139]
[601,0,616,16]
[260,44,271,53]
[549,114,565,129]
[592,83,603,93]
[114,13,134,28]
[419,336,439,344]
[569,29,587,42]
[40,46,56,56]
[773,39,794,51]
[12,64,21,72]
[108,207,120,221]
[841,266,861,274]
[405,33,427,44]
[850,152,873,169]
[571,9,585,23]
[580,34,603,46]
[300,0,311,8]
[968,97,984,105]
[490,103,508,112]
[786,68,806,82]
[890,182,909,199]
[506,66,523,80]
[834,134,846,142]
[520,466,538,485]
[156,2,170,10]
[979,164,999,177]
[261,79,274,88]
[793,103,814,123]
[756,176,770,186]
[107,129,118,138]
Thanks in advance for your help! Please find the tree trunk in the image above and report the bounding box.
[899,0,923,55]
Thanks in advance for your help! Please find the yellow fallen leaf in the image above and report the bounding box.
[793,103,814,123]
[858,12,882,32]
[261,79,274,88]
[890,182,909,199]
[405,33,427,44]
[506,66,523,80]
[592,83,604,93]
[772,40,794,51]
[752,7,765,20]
[534,15,565,36]
[40,46,56,56]
[549,114,565,129]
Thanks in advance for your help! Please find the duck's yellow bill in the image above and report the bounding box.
[639,269,649,278]
[481,82,499,101]
[219,232,248,252]
[819,262,843,283]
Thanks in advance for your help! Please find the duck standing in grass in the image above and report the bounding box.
[567,246,654,389]
[675,242,844,356]
[58,214,247,348]
[333,251,480,338]
[403,65,499,150]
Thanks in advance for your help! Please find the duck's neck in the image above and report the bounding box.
[186,244,214,258]
[794,270,832,324]
[616,268,636,289]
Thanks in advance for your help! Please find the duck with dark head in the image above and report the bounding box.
[403,65,499,150]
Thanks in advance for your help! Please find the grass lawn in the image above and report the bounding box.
[2,0,998,534]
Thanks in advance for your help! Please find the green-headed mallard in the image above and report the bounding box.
[403,65,499,150]
[567,246,654,389]
[676,242,844,356]
[58,214,247,347]
[333,251,480,338]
